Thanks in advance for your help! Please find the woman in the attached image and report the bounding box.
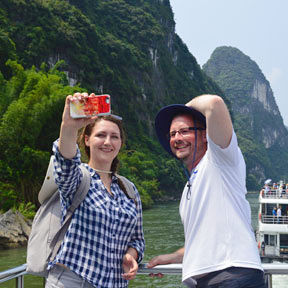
[45,92,145,288]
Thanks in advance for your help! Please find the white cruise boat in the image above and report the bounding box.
[257,180,288,261]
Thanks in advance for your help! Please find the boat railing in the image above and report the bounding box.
[0,264,27,287]
[261,189,288,199]
[1,263,288,288]
[261,214,288,224]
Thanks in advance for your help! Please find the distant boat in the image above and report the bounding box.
[257,180,288,262]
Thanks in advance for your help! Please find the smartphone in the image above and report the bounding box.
[70,94,111,118]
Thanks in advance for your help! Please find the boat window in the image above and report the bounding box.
[262,204,275,215]
[280,235,288,245]
[264,234,276,246]
[280,235,288,255]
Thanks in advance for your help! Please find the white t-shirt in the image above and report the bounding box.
[277,208,282,217]
[179,131,263,283]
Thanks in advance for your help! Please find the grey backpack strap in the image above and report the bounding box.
[116,174,136,200]
[68,166,91,212]
[50,165,91,261]
[38,156,58,204]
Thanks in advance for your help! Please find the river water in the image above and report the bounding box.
[0,192,287,287]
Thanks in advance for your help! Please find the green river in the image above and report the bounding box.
[0,193,287,287]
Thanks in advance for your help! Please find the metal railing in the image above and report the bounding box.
[261,215,288,224]
[0,264,27,287]
[1,263,288,287]
[261,190,288,199]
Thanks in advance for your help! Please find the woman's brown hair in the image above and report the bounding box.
[78,115,125,173]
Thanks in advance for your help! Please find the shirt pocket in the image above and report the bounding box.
[118,198,138,226]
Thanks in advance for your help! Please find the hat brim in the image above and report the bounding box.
[155,104,206,156]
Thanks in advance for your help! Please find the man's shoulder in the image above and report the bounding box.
[206,130,243,166]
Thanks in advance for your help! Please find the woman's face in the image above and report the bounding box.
[85,119,122,166]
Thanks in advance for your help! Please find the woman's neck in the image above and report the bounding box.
[89,164,113,195]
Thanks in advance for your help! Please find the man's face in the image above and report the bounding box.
[169,114,207,169]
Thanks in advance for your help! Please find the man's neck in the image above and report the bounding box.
[185,154,204,173]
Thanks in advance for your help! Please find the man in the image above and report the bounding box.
[264,184,270,197]
[272,207,277,223]
[277,206,282,224]
[148,95,265,287]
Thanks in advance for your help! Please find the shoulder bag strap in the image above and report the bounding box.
[116,174,136,200]
[38,156,58,204]
[50,165,91,261]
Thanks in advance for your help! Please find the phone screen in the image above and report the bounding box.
[70,94,111,118]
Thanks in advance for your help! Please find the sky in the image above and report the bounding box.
[169,0,288,125]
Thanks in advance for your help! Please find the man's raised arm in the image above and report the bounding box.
[186,94,233,148]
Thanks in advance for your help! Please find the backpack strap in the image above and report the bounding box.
[38,156,58,204]
[50,165,91,261]
[68,166,91,212]
[115,174,137,203]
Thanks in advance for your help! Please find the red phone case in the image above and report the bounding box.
[70,94,111,118]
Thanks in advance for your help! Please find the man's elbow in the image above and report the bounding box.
[209,95,226,111]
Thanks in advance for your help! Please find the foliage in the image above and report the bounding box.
[246,174,259,191]
[203,46,261,103]
[13,202,36,219]
[0,182,17,211]
[0,29,17,77]
[0,60,80,207]
[119,150,161,208]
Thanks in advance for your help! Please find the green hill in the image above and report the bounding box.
[0,0,222,211]
[203,46,288,189]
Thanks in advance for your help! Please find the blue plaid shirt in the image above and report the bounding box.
[48,141,145,287]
